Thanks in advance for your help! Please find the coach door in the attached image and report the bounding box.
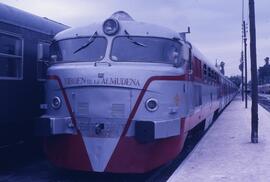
[37,42,50,81]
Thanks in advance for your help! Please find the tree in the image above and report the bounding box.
[229,75,241,87]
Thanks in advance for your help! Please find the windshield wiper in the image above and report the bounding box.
[124,30,147,47]
[73,31,98,54]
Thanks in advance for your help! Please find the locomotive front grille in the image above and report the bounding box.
[66,87,132,138]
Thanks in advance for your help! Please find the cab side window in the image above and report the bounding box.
[0,32,23,79]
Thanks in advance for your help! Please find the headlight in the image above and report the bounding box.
[145,98,159,112]
[103,18,120,35]
[51,96,61,110]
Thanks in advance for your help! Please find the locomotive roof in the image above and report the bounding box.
[54,16,180,41]
[0,3,69,35]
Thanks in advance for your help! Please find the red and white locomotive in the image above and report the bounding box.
[37,11,238,173]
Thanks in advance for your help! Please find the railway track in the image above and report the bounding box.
[258,94,270,112]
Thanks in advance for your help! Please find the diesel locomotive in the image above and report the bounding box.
[37,11,238,173]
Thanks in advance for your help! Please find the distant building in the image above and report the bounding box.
[258,57,270,84]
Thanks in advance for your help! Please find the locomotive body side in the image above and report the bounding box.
[37,12,237,173]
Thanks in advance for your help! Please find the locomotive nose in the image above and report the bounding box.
[42,61,151,171]
[43,63,181,172]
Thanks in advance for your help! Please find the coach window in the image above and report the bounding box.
[207,67,211,79]
[203,64,207,79]
[0,33,23,79]
[37,42,50,81]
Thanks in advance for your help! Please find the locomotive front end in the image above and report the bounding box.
[37,12,190,173]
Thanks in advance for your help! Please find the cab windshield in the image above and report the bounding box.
[50,37,107,62]
[110,36,182,64]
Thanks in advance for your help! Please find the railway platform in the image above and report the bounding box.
[168,95,270,182]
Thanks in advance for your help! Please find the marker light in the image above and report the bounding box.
[51,96,62,110]
[145,98,159,112]
[103,18,120,36]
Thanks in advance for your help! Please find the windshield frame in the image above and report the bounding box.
[50,36,108,63]
[110,35,182,65]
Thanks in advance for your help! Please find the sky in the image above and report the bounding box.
[1,0,269,79]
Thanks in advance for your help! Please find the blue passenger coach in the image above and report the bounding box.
[0,3,68,148]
